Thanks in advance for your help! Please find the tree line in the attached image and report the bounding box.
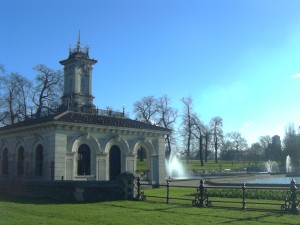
[133,96,300,167]
[1,64,300,166]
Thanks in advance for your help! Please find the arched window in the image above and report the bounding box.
[2,148,8,175]
[17,147,25,176]
[137,147,146,161]
[77,144,90,175]
[35,145,44,176]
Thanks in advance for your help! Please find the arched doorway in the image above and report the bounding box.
[134,141,155,183]
[77,144,91,175]
[35,145,44,176]
[136,146,149,180]
[109,145,121,180]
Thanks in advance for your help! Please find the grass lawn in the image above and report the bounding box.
[0,188,299,225]
[136,159,148,171]
[137,159,264,172]
[182,160,264,171]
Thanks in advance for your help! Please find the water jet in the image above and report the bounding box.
[286,155,292,173]
[264,160,279,173]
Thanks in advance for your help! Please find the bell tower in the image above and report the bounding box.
[59,32,97,113]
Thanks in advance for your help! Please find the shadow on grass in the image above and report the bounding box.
[0,194,120,205]
[103,200,291,225]
[125,200,299,225]
[215,206,294,225]
[1,194,298,224]
[0,195,77,204]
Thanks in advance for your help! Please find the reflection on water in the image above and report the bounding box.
[246,176,300,184]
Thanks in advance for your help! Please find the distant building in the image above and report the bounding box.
[266,135,282,161]
[0,36,170,184]
[272,135,281,147]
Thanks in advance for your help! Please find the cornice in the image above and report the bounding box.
[0,121,168,138]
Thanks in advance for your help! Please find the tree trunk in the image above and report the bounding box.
[186,133,190,164]
[205,133,209,162]
[166,134,172,160]
[214,136,218,163]
[199,135,203,166]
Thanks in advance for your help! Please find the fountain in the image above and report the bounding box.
[286,155,292,173]
[264,160,279,173]
[165,154,187,178]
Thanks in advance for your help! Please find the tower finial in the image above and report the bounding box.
[77,30,81,50]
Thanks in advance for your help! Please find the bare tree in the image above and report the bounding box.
[0,64,63,125]
[133,96,158,124]
[133,95,177,158]
[32,64,63,118]
[283,123,300,163]
[191,114,206,166]
[226,131,248,162]
[181,96,193,164]
[157,95,178,159]
[0,74,17,124]
[259,135,271,150]
[15,73,32,119]
[210,116,223,163]
[248,142,264,164]
[204,129,211,162]
[259,135,271,160]
[0,72,31,125]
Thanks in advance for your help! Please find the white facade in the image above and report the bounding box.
[0,117,168,184]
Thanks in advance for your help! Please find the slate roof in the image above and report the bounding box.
[0,111,170,132]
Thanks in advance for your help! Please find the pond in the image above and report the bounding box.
[245,176,300,184]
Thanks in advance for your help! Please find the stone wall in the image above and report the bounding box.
[0,173,136,202]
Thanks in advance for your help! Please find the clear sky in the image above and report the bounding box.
[1,0,300,145]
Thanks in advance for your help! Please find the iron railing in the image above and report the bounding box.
[26,105,125,120]
[136,177,300,214]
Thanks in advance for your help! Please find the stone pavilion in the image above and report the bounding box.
[0,36,170,184]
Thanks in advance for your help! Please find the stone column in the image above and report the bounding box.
[97,154,107,180]
[48,132,67,180]
[126,154,135,174]
[151,154,159,185]
[157,137,167,184]
[65,152,74,180]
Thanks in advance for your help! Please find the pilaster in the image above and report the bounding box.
[48,132,67,180]
[157,137,167,184]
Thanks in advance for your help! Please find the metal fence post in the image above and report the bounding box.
[242,183,246,210]
[166,179,170,204]
[192,179,212,207]
[289,179,299,214]
[137,177,141,197]
[199,179,205,207]
[136,177,146,201]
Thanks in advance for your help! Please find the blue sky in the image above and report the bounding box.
[1,0,300,145]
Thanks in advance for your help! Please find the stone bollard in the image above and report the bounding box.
[117,172,136,200]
